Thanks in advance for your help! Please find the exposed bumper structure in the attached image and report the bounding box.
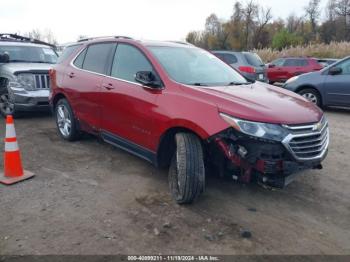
[209,117,329,188]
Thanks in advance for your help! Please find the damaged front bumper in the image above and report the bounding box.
[208,121,329,188]
[8,88,50,111]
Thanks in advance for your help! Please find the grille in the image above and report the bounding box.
[282,117,329,160]
[34,74,50,89]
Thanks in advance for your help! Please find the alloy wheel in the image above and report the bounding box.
[57,104,72,137]
[302,93,318,104]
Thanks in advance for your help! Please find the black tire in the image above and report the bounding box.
[55,98,81,141]
[298,88,322,107]
[168,133,205,204]
[269,81,275,85]
[0,93,19,118]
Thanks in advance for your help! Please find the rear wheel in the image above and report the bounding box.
[168,133,205,204]
[55,98,80,141]
[298,88,322,107]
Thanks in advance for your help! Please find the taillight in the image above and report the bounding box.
[238,66,256,74]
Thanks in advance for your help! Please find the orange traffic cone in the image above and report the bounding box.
[0,115,34,185]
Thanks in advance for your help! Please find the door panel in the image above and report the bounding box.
[268,59,285,81]
[65,43,116,129]
[100,43,161,151]
[324,59,350,106]
[64,69,103,129]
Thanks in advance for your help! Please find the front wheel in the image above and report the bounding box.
[55,98,80,141]
[0,93,18,118]
[168,133,205,204]
[298,88,322,107]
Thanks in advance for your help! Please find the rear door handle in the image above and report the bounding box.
[102,83,115,90]
[68,72,75,78]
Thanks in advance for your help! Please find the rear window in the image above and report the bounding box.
[73,48,87,69]
[244,52,264,67]
[223,53,238,64]
[82,43,115,74]
[57,44,82,64]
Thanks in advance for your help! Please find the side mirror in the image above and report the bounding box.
[135,71,161,88]
[329,67,342,75]
[268,64,275,68]
[0,53,10,63]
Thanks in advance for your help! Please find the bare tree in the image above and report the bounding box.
[286,14,303,33]
[243,0,258,49]
[25,29,58,45]
[205,14,221,35]
[326,0,337,21]
[305,0,321,39]
[253,7,272,48]
[334,0,350,17]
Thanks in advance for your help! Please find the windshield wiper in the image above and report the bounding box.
[9,60,28,63]
[187,83,208,86]
[30,61,52,64]
[226,82,250,86]
[9,60,52,64]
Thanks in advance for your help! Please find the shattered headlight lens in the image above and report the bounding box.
[15,73,36,91]
[220,113,289,141]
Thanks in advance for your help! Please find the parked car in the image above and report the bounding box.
[316,58,339,68]
[212,51,268,82]
[0,33,58,117]
[283,56,350,108]
[50,37,329,204]
[267,57,323,84]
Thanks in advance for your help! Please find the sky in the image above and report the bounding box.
[1,0,327,44]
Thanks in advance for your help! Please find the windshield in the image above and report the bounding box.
[243,52,264,67]
[149,46,248,86]
[0,45,58,64]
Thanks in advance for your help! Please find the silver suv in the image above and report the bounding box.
[0,34,58,117]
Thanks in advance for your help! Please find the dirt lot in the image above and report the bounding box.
[0,109,349,255]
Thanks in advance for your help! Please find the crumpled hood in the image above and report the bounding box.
[196,81,323,125]
[0,62,53,74]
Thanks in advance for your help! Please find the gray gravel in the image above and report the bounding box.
[0,109,349,255]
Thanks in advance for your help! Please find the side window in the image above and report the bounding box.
[82,43,115,74]
[272,59,284,66]
[56,44,82,64]
[337,59,350,75]
[283,59,299,67]
[223,54,238,64]
[73,48,87,69]
[111,44,153,82]
[299,59,309,66]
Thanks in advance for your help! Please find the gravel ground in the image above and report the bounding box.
[0,109,349,255]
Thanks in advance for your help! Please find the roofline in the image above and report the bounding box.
[0,33,56,48]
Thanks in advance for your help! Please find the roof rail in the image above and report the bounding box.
[0,33,56,48]
[77,35,133,42]
[168,41,193,46]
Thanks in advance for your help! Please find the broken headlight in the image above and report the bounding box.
[220,113,289,141]
[9,73,36,91]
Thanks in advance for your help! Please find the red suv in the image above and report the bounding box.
[50,37,329,204]
[267,57,323,84]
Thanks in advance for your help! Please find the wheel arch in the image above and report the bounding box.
[52,92,68,108]
[156,126,206,168]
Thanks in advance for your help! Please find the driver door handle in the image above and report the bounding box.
[68,72,75,78]
[102,83,115,90]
